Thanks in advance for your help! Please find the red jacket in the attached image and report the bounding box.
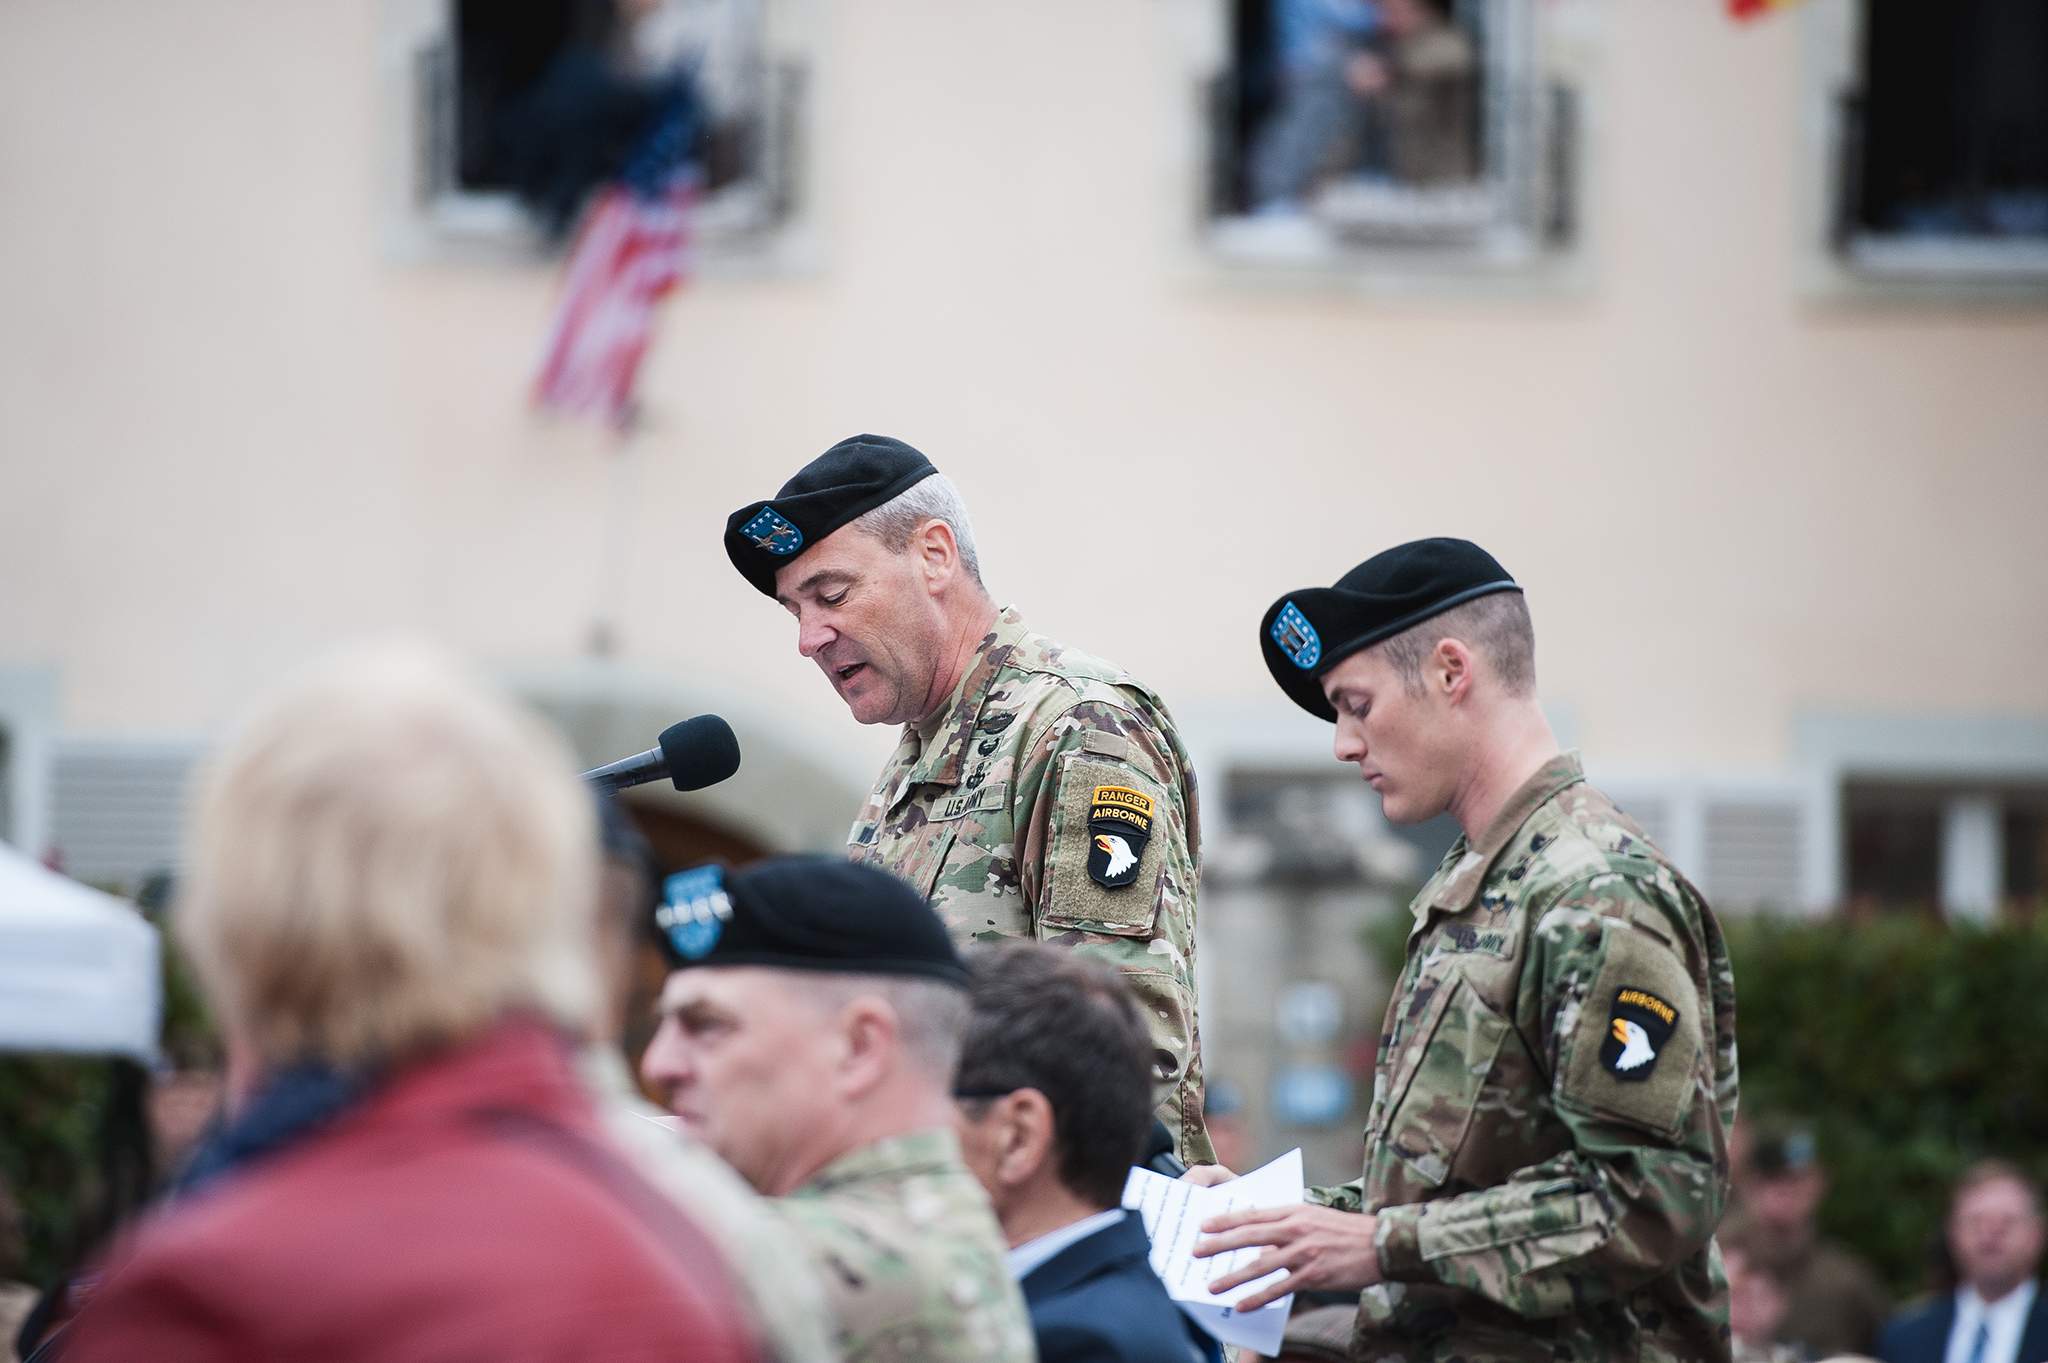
[66,1018,757,1363]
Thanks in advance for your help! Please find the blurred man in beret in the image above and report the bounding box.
[581,799,836,1363]
[1187,539,1739,1363]
[640,855,1034,1363]
[1720,1117,1890,1360]
[723,434,1210,1163]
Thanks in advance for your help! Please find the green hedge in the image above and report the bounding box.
[1363,907,2048,1299]
[1725,915,2048,1299]
[0,899,217,1288]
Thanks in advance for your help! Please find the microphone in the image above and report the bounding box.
[582,716,742,795]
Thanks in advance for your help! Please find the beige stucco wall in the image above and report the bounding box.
[2,0,2044,790]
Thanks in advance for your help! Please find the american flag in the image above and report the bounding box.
[532,86,700,426]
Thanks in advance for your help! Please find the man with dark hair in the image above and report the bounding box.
[1188,539,1739,1363]
[952,941,1218,1363]
[1878,1161,2047,1363]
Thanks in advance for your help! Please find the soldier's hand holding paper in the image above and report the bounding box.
[1193,1201,1384,1311]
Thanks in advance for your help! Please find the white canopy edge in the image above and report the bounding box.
[0,840,161,1062]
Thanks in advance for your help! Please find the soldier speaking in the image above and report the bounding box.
[1187,538,1739,1363]
[723,434,1211,1162]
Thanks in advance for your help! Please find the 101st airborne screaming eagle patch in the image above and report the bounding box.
[1600,986,1680,1081]
[1087,785,1153,889]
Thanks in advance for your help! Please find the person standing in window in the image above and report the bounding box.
[1342,0,1475,187]
[1249,0,1381,213]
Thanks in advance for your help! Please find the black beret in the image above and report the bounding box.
[651,854,968,987]
[1260,538,1523,722]
[724,435,939,597]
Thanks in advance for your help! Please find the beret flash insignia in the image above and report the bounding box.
[741,507,804,555]
[1087,785,1153,889]
[656,865,735,960]
[1272,601,1321,670]
[1601,987,1679,1080]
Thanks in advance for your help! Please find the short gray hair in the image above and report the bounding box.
[795,972,970,1080]
[848,473,983,586]
[1373,590,1536,697]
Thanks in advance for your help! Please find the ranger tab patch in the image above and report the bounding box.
[1271,601,1321,670]
[1600,987,1679,1081]
[1086,785,1153,889]
[741,506,804,555]
[656,865,734,960]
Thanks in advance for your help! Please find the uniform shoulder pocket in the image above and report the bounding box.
[1558,918,1702,1136]
[1038,755,1166,938]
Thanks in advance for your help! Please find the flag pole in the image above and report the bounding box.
[586,411,646,657]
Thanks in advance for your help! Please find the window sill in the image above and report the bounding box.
[1193,213,1586,299]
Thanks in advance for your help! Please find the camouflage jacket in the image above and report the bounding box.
[1309,753,1738,1363]
[846,607,1211,1161]
[772,1127,1033,1363]
[578,1047,837,1363]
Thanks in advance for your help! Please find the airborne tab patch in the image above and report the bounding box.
[656,865,734,960]
[1600,987,1679,1081]
[1272,601,1321,670]
[741,506,804,555]
[1086,785,1153,889]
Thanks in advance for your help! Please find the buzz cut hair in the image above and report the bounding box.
[848,473,983,587]
[1372,590,1536,697]
[795,972,971,1082]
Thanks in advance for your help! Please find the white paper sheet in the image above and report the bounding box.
[1121,1149,1304,1356]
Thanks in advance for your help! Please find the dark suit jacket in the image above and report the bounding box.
[1020,1214,1222,1363]
[1876,1286,2048,1363]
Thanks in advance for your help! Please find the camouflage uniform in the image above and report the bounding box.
[1309,753,1738,1363]
[578,1047,837,1363]
[772,1127,1033,1363]
[847,606,1211,1161]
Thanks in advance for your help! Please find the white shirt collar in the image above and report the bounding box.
[1946,1278,2038,1363]
[1005,1207,1127,1281]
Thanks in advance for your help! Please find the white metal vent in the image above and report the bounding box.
[1701,800,1803,911]
[49,740,206,889]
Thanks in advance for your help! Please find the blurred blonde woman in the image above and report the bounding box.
[63,645,757,1363]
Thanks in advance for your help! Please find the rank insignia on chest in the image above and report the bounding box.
[1086,785,1153,888]
[1600,987,1679,1081]
[740,506,804,555]
[655,865,734,960]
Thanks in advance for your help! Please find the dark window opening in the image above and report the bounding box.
[1844,794,1940,914]
[441,0,781,244]
[1843,783,2048,920]
[1854,0,2048,239]
[456,0,586,193]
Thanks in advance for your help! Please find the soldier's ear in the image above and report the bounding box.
[913,518,962,593]
[834,996,901,1097]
